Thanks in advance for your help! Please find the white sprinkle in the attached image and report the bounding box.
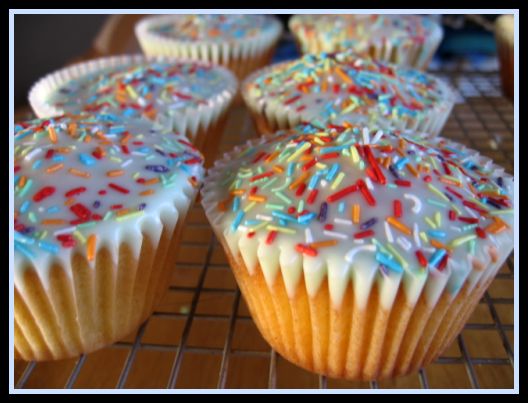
[423,247,436,253]
[334,218,353,226]
[238,225,249,233]
[397,236,412,251]
[256,214,273,222]
[324,230,349,240]
[365,177,374,190]
[354,239,365,244]
[404,193,422,214]
[320,179,328,188]
[413,223,421,247]
[121,159,133,168]
[345,244,376,263]
[464,206,480,218]
[25,147,42,161]
[384,221,394,243]
[53,226,77,236]
[451,225,462,232]
[361,127,370,144]
[371,130,384,144]
[305,228,313,244]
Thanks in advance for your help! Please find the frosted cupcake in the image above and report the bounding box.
[289,14,443,70]
[14,113,204,361]
[242,50,455,136]
[135,14,283,81]
[28,55,237,165]
[201,122,514,380]
[494,15,514,101]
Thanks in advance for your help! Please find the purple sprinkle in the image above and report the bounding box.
[497,177,504,187]
[388,165,401,179]
[378,264,389,276]
[318,202,328,222]
[443,192,454,202]
[22,226,35,234]
[138,203,147,211]
[145,164,169,173]
[360,217,377,230]
[93,200,101,209]
[155,149,166,156]
[484,198,503,209]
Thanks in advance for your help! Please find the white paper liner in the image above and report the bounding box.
[289,15,443,71]
[28,54,238,143]
[134,15,283,79]
[241,60,456,138]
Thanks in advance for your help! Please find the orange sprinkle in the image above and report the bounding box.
[87,234,96,262]
[48,126,57,143]
[107,170,124,177]
[46,163,64,174]
[68,168,91,178]
[140,189,155,196]
[55,147,71,154]
[41,219,67,225]
[248,194,267,203]
[289,171,310,190]
[383,156,392,169]
[309,240,339,249]
[406,163,419,178]
[439,177,462,187]
[265,151,280,163]
[386,216,412,236]
[67,122,77,136]
[18,176,27,188]
[120,133,131,145]
[396,148,406,157]
[334,67,352,84]
[144,108,157,120]
[143,178,160,186]
[430,239,452,252]
[398,138,406,149]
[272,165,285,173]
[321,78,328,92]
[63,197,75,206]
[116,209,130,217]
[83,135,92,143]
[231,189,245,196]
[352,204,360,224]
[217,195,233,212]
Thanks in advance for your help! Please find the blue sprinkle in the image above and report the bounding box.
[287,162,296,177]
[15,232,35,245]
[429,249,447,268]
[79,153,96,166]
[428,230,447,239]
[272,211,297,223]
[338,201,345,214]
[231,211,244,232]
[138,203,147,211]
[47,206,60,214]
[308,173,321,190]
[52,154,65,162]
[32,160,43,170]
[375,252,403,273]
[109,126,126,134]
[395,157,409,170]
[93,201,101,209]
[20,200,31,213]
[232,197,240,212]
[15,241,36,259]
[298,212,317,224]
[325,163,340,181]
[37,240,59,255]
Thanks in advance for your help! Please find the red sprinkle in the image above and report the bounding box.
[415,250,427,267]
[265,230,277,245]
[249,186,258,195]
[295,243,318,257]
[319,152,341,160]
[458,216,479,224]
[108,183,130,194]
[463,200,488,214]
[324,224,334,231]
[33,186,56,202]
[394,200,403,218]
[446,186,464,199]
[247,231,256,238]
[98,190,107,195]
[250,171,274,182]
[284,95,301,105]
[302,158,317,171]
[354,230,375,239]
[326,184,358,203]
[111,204,123,210]
[70,203,91,220]
[184,157,202,165]
[423,175,432,183]
[394,179,412,187]
[438,254,449,271]
[121,145,130,154]
[448,210,457,221]
[64,187,86,198]
[45,149,54,159]
[475,227,487,239]
[307,189,318,204]
[357,179,376,206]
[295,183,307,197]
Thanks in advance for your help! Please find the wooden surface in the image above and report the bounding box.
[13,72,515,389]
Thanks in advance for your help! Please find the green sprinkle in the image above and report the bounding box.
[427,198,448,208]
[115,211,145,222]
[266,225,296,234]
[261,177,278,189]
[386,244,409,269]
[28,212,37,223]
[73,230,86,244]
[425,217,437,229]
[428,184,450,202]
[450,234,477,248]
[488,209,513,215]
[435,212,442,227]
[243,201,256,213]
[265,204,285,211]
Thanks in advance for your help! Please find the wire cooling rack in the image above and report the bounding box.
[14,69,515,390]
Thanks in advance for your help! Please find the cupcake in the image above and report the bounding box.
[28,55,237,165]
[14,113,204,361]
[494,15,514,101]
[289,14,443,70]
[201,122,514,380]
[242,50,455,137]
[134,14,283,81]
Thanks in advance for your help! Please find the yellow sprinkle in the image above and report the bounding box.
[331,171,345,190]
[266,225,296,234]
[244,201,257,212]
[428,184,451,202]
[425,217,437,229]
[434,212,442,227]
[73,231,86,244]
[286,142,311,162]
[350,146,360,164]
[248,194,267,203]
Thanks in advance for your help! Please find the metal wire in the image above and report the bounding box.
[14,70,514,390]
